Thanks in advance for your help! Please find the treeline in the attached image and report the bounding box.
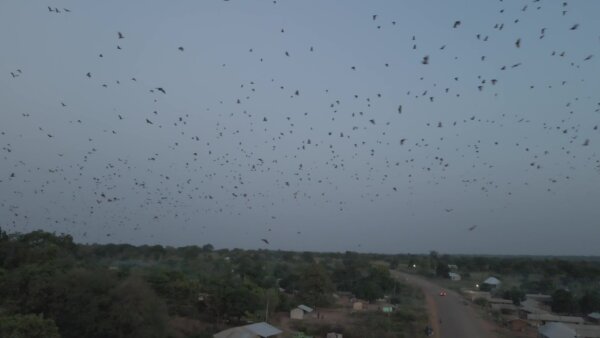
[0,229,403,338]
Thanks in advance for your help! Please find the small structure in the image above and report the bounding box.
[482,276,501,288]
[214,322,282,338]
[491,303,518,314]
[589,312,600,323]
[520,298,550,315]
[447,264,458,270]
[538,322,576,338]
[527,313,585,326]
[463,290,491,302]
[567,324,600,338]
[290,308,304,320]
[352,301,364,311]
[488,298,513,305]
[326,333,343,338]
[290,305,313,320]
[448,272,461,281]
[381,305,394,313]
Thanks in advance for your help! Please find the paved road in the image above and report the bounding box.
[394,271,497,338]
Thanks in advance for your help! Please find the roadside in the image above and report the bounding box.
[393,270,504,338]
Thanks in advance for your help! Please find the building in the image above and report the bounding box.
[326,333,342,338]
[520,298,551,316]
[447,264,458,270]
[527,313,585,326]
[448,272,461,281]
[290,305,313,320]
[462,290,491,302]
[482,276,501,288]
[214,322,282,338]
[589,312,600,324]
[566,324,600,338]
[352,301,364,311]
[380,305,394,313]
[538,322,576,338]
[290,308,304,320]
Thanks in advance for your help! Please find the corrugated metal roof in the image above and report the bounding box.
[297,305,313,313]
[214,322,282,338]
[538,322,576,338]
[567,324,600,338]
[528,313,584,324]
[483,276,501,285]
[214,327,255,338]
[244,322,282,337]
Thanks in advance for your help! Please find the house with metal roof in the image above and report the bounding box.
[567,324,600,338]
[213,322,282,338]
[538,322,576,338]
[290,304,314,320]
[482,276,501,287]
[527,313,585,326]
[448,272,461,281]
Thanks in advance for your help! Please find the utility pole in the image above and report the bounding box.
[265,297,269,322]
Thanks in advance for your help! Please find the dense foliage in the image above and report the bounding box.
[0,229,407,337]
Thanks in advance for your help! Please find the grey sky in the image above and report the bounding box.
[1,0,599,255]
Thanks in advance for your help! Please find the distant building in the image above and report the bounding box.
[380,305,394,313]
[214,322,282,338]
[589,312,600,323]
[537,322,576,338]
[527,313,584,326]
[290,308,304,320]
[290,305,313,320]
[520,298,551,315]
[352,301,364,311]
[447,264,458,270]
[448,272,461,281]
[482,276,501,288]
[567,324,600,338]
[326,333,342,338]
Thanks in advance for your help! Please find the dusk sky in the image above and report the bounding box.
[1,0,599,255]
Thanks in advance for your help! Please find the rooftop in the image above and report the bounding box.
[538,322,576,338]
[214,322,282,338]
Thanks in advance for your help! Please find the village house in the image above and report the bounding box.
[527,313,585,326]
[290,304,314,320]
[567,324,600,338]
[482,276,501,289]
[589,312,600,324]
[214,322,282,338]
[448,272,461,281]
[537,322,576,338]
[352,300,366,311]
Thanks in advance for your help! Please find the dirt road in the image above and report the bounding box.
[395,271,498,338]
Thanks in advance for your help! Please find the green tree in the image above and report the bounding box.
[106,276,169,338]
[502,287,526,306]
[0,314,60,338]
[435,263,450,278]
[552,289,576,314]
[298,263,333,307]
[579,290,600,314]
